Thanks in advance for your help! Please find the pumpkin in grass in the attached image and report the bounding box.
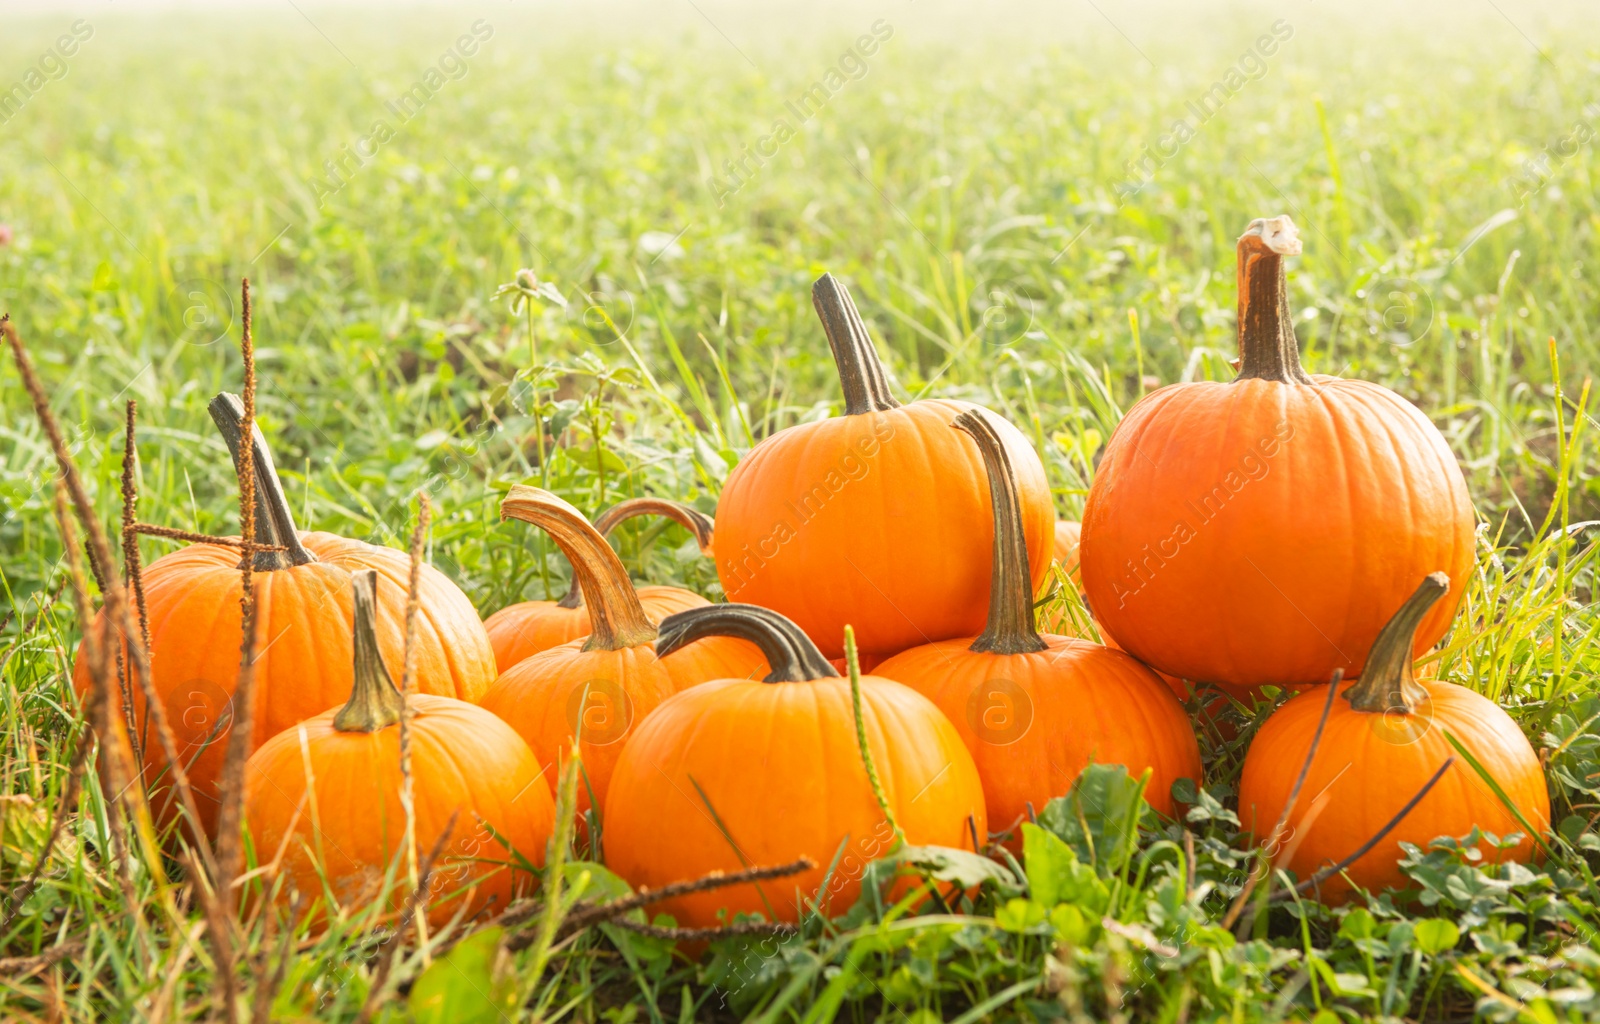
[872,411,1201,844]
[1079,216,1474,695]
[479,488,767,817]
[244,571,554,926]
[713,273,1054,659]
[1238,573,1549,904]
[603,604,985,928]
[484,497,716,672]
[72,394,496,836]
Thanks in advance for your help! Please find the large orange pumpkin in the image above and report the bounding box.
[479,488,765,818]
[1238,573,1549,904]
[72,394,496,836]
[713,273,1054,658]
[484,497,716,672]
[244,570,554,926]
[1079,217,1475,693]
[603,604,986,928]
[873,411,1200,843]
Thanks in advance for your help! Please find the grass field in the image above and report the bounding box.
[3,1,1600,1020]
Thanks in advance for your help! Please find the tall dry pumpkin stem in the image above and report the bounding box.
[500,485,657,651]
[333,570,406,733]
[1343,572,1449,715]
[208,392,317,570]
[554,496,716,610]
[1234,215,1312,386]
[813,273,900,416]
[655,604,837,682]
[955,410,1050,655]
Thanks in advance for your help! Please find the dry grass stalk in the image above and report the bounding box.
[398,493,432,951]
[133,523,287,550]
[120,401,153,757]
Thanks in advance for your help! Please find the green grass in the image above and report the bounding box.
[3,3,1599,1020]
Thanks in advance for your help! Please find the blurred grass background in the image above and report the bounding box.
[3,0,1597,618]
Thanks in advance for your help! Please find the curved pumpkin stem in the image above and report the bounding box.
[1233,216,1313,386]
[1343,572,1449,715]
[656,604,838,683]
[955,410,1049,655]
[208,392,317,571]
[813,273,900,416]
[333,570,405,733]
[500,485,657,651]
[553,496,716,610]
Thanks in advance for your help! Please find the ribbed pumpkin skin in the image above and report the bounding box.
[1238,680,1549,904]
[603,675,986,927]
[479,643,674,817]
[244,694,554,926]
[714,403,1054,658]
[873,636,1200,836]
[71,532,496,835]
[657,635,769,691]
[485,586,709,673]
[1080,378,1474,691]
[1054,520,1081,578]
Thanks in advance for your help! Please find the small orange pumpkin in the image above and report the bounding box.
[873,411,1201,842]
[603,604,986,928]
[73,394,496,836]
[244,570,554,926]
[713,273,1055,659]
[484,497,716,672]
[1238,573,1550,904]
[1080,217,1475,695]
[479,488,766,818]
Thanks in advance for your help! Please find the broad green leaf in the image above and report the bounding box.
[408,926,516,1024]
[1021,823,1109,914]
[995,898,1046,933]
[1413,918,1461,955]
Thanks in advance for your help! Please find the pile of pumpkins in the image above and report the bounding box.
[77,216,1550,928]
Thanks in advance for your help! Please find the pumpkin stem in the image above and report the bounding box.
[954,410,1049,655]
[208,392,317,571]
[333,569,406,733]
[1343,572,1449,715]
[500,485,658,651]
[656,604,838,683]
[1233,216,1313,386]
[813,273,901,416]
[553,496,715,610]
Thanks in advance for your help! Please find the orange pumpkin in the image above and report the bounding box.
[713,273,1054,659]
[1079,217,1474,695]
[72,394,496,836]
[484,497,716,672]
[1054,520,1081,581]
[244,570,554,926]
[873,411,1201,843]
[479,488,766,818]
[1238,573,1549,904]
[603,604,986,927]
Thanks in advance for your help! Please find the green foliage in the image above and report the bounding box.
[2,3,1599,1021]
